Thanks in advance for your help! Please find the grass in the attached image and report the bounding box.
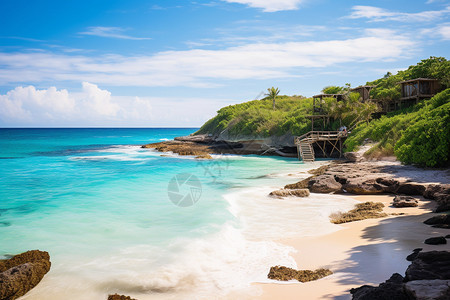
[330,202,387,224]
[268,266,333,282]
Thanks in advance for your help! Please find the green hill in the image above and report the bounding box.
[195,57,450,167]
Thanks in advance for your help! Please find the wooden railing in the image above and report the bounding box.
[294,131,347,145]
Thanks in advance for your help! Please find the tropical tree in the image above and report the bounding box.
[266,87,280,110]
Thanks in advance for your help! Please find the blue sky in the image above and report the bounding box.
[0,0,449,127]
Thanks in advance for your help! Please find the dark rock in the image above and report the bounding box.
[446,235,450,239]
[424,237,447,245]
[396,182,426,196]
[284,177,312,189]
[350,273,408,300]
[407,248,423,262]
[392,195,419,207]
[435,193,450,213]
[423,184,450,200]
[107,294,137,300]
[268,265,332,282]
[0,260,51,300]
[344,179,385,195]
[308,175,342,193]
[424,215,450,229]
[404,279,450,300]
[405,251,450,281]
[375,178,399,193]
[269,189,310,198]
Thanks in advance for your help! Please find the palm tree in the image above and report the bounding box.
[266,87,280,110]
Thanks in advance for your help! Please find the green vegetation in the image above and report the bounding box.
[196,57,449,167]
[345,88,450,167]
[369,56,449,105]
[196,95,313,137]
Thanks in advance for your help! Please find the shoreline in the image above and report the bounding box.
[245,159,450,300]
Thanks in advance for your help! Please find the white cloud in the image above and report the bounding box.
[221,0,303,12]
[421,23,450,40]
[79,27,151,40]
[0,31,415,88]
[0,83,232,127]
[348,5,450,22]
[438,25,450,39]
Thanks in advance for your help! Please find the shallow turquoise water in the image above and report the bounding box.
[0,128,357,299]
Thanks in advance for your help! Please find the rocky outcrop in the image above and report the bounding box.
[350,273,408,300]
[107,294,137,300]
[0,250,51,300]
[267,266,332,282]
[141,141,214,159]
[0,250,50,273]
[423,184,450,212]
[424,237,447,245]
[423,215,450,229]
[308,175,342,193]
[396,182,426,196]
[174,134,214,143]
[343,178,387,195]
[269,189,310,198]
[284,177,312,190]
[406,248,423,262]
[392,195,419,207]
[352,251,450,299]
[405,251,450,281]
[404,279,450,300]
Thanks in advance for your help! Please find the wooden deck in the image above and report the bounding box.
[294,131,347,162]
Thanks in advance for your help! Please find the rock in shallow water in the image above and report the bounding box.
[308,175,342,193]
[0,250,51,300]
[269,188,310,198]
[0,261,51,300]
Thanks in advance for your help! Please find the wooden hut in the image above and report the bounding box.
[397,78,440,109]
[350,85,375,102]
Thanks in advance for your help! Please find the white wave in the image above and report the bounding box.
[224,186,359,241]
[159,138,170,141]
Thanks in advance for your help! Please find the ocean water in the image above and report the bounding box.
[0,128,358,299]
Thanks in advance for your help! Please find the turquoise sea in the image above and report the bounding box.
[0,128,358,299]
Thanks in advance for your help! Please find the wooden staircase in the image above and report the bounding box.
[298,141,315,162]
[295,131,347,162]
